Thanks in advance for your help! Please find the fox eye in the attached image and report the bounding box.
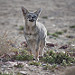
[32,15,37,18]
[27,14,31,18]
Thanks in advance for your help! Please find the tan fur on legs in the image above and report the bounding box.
[29,50,32,55]
[36,50,39,61]
[39,45,44,56]
[39,40,45,56]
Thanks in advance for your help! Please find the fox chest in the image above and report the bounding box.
[25,25,36,33]
[24,26,38,41]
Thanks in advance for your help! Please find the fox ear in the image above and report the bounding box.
[34,8,41,16]
[21,7,28,15]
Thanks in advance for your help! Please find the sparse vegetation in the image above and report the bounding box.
[0,30,75,74]
[47,31,51,35]
[16,50,33,61]
[43,63,57,71]
[14,63,24,68]
[47,32,58,37]
[63,29,67,33]
[42,16,48,19]
[66,35,74,38]
[0,72,22,75]
[19,26,24,30]
[43,63,51,70]
[16,72,22,75]
[40,50,75,65]
[0,73,12,75]
[47,31,64,37]
[55,31,63,35]
[61,60,67,67]
[29,61,41,66]
[69,25,75,28]
[51,33,58,37]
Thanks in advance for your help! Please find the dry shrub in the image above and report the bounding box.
[0,33,12,56]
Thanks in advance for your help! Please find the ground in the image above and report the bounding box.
[0,0,75,75]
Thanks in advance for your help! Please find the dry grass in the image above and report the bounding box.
[0,33,12,56]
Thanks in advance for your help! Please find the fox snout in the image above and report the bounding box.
[28,15,37,22]
[29,18,35,22]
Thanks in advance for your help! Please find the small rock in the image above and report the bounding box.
[21,41,27,47]
[59,45,69,49]
[49,35,53,38]
[66,35,75,38]
[46,43,57,47]
[42,64,47,66]
[71,44,75,47]
[20,71,28,75]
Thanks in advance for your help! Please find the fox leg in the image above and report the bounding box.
[27,41,33,55]
[27,45,32,55]
[39,40,45,56]
[28,41,38,60]
[35,42,40,61]
[35,49,39,61]
[35,39,45,61]
[29,50,32,55]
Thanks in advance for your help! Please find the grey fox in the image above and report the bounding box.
[21,7,47,60]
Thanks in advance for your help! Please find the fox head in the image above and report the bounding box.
[21,7,41,23]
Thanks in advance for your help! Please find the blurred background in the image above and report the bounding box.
[0,0,75,46]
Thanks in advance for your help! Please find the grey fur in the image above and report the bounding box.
[21,7,47,60]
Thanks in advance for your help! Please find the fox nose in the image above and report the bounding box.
[29,18,34,22]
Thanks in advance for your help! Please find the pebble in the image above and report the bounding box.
[20,71,28,75]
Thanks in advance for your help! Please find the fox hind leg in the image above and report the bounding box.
[39,39,45,57]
